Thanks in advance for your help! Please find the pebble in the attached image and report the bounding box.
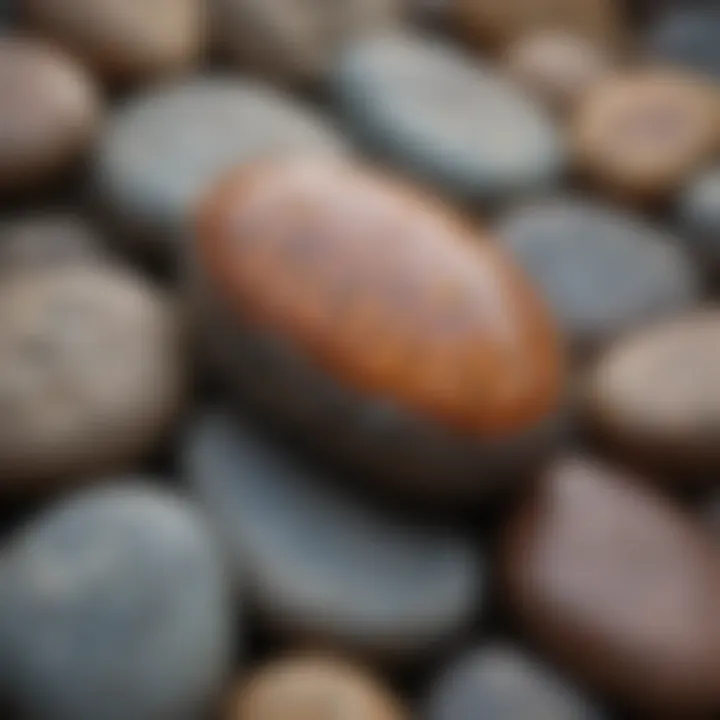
[0,265,186,493]
[0,482,233,720]
[426,644,606,720]
[585,310,720,478]
[572,69,720,203]
[184,411,483,663]
[331,32,565,204]
[497,196,700,356]
[0,37,102,196]
[24,0,205,85]
[94,77,347,265]
[225,655,406,720]
[210,0,403,85]
[678,167,720,277]
[191,157,566,501]
[501,455,720,714]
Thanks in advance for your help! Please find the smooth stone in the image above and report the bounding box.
[95,77,347,264]
[190,157,566,501]
[678,168,720,276]
[572,69,720,204]
[0,265,186,493]
[501,455,720,713]
[25,0,205,85]
[426,644,606,720]
[211,0,403,85]
[225,655,406,720]
[585,310,720,478]
[497,197,700,356]
[331,32,565,204]
[0,482,233,720]
[0,37,102,196]
[184,411,483,662]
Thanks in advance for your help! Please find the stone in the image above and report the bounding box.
[225,655,406,720]
[501,455,720,714]
[585,311,720,479]
[497,197,699,356]
[94,77,347,265]
[678,168,720,277]
[572,69,720,204]
[0,482,233,720]
[210,0,402,85]
[190,156,566,501]
[0,265,186,493]
[24,0,205,85]
[184,411,483,662]
[0,37,102,196]
[331,32,565,204]
[426,644,606,720]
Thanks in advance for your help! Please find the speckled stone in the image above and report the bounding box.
[0,37,102,196]
[331,32,565,204]
[678,167,720,276]
[190,157,566,501]
[0,265,186,493]
[0,482,233,720]
[25,0,205,85]
[210,0,403,85]
[94,77,347,265]
[426,645,607,720]
[184,411,484,663]
[497,197,700,356]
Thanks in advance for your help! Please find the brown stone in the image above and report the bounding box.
[0,38,101,196]
[225,656,406,720]
[501,455,720,714]
[572,70,720,203]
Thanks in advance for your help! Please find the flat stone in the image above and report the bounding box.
[331,32,565,204]
[25,0,205,85]
[678,168,720,276]
[426,644,607,720]
[0,265,186,493]
[0,38,102,196]
[0,482,233,720]
[225,655,406,720]
[94,77,347,265]
[501,455,720,714]
[497,197,699,356]
[190,157,566,501]
[184,411,483,663]
[210,0,403,85]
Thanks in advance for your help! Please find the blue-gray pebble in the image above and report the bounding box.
[679,168,720,273]
[0,482,233,720]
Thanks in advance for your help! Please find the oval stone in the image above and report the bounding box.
[501,455,720,713]
[0,482,233,720]
[184,412,483,662]
[0,37,102,196]
[331,33,565,204]
[497,197,700,356]
[95,77,347,265]
[191,157,565,500]
[0,265,186,493]
[426,644,607,720]
[225,655,406,720]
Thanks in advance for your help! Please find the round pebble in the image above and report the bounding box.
[184,412,483,662]
[426,644,606,720]
[225,655,406,720]
[501,455,720,714]
[497,197,700,356]
[0,265,186,492]
[0,37,102,196]
[95,77,348,264]
[24,0,205,85]
[211,0,402,85]
[191,157,565,501]
[0,482,233,720]
[331,32,565,204]
[585,310,720,478]
[572,69,720,203]
[678,167,720,276]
